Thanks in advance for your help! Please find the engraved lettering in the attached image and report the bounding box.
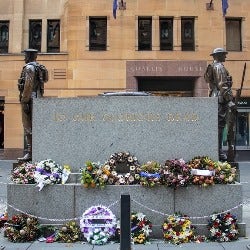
[54,113,67,122]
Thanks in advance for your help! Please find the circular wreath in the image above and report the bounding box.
[131,212,152,244]
[4,213,39,242]
[162,213,195,244]
[34,159,64,191]
[56,221,81,243]
[137,161,161,187]
[160,159,191,189]
[11,162,36,184]
[80,205,117,245]
[208,212,239,242]
[104,151,141,185]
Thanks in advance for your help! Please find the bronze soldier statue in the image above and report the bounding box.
[204,48,237,161]
[17,49,44,162]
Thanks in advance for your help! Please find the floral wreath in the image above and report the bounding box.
[187,156,216,187]
[137,161,161,187]
[104,151,141,185]
[162,213,195,244]
[11,162,36,184]
[34,159,71,191]
[80,161,107,188]
[208,212,239,242]
[56,221,81,243]
[131,212,152,244]
[4,213,39,242]
[80,205,117,245]
[160,159,191,189]
[187,156,237,187]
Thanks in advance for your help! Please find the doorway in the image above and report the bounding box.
[137,76,195,97]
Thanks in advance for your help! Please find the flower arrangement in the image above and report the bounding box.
[213,161,237,184]
[56,221,81,243]
[208,212,239,242]
[11,162,36,184]
[187,156,237,187]
[131,212,152,244]
[137,161,161,187]
[104,151,141,185]
[187,156,216,187]
[160,159,191,189]
[80,161,107,188]
[4,213,39,242]
[34,159,70,191]
[80,205,117,245]
[162,213,195,244]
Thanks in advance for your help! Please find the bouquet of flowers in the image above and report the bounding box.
[137,161,161,187]
[131,212,152,244]
[208,212,239,242]
[4,213,39,242]
[34,159,66,191]
[11,162,36,184]
[56,221,81,243]
[81,161,107,188]
[160,159,191,189]
[162,213,195,244]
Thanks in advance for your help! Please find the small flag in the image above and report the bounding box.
[222,0,228,16]
[113,0,118,19]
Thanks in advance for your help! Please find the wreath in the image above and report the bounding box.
[208,212,239,242]
[160,159,191,189]
[4,213,39,242]
[131,212,152,244]
[187,156,237,186]
[80,161,107,188]
[11,162,36,184]
[137,161,161,187]
[162,213,195,244]
[80,205,117,245]
[34,159,70,191]
[56,221,81,243]
[104,151,141,185]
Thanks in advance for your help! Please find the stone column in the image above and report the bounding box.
[11,0,24,53]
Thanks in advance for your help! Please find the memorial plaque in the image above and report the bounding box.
[33,96,218,172]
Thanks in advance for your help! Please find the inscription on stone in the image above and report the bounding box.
[33,96,218,171]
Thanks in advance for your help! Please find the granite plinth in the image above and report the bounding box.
[32,97,218,172]
[7,183,245,238]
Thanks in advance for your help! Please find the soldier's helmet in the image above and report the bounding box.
[210,48,228,56]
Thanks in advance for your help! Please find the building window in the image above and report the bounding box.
[138,17,152,51]
[89,17,107,51]
[29,20,42,51]
[0,21,9,53]
[226,18,242,51]
[159,17,173,51]
[181,18,195,51]
[47,20,60,53]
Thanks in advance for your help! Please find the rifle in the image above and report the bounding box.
[227,62,246,162]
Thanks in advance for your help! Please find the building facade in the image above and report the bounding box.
[0,0,249,150]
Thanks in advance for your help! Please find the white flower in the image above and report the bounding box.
[142,225,152,236]
[130,165,136,171]
[136,212,145,221]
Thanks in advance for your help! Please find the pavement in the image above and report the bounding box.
[0,153,250,249]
